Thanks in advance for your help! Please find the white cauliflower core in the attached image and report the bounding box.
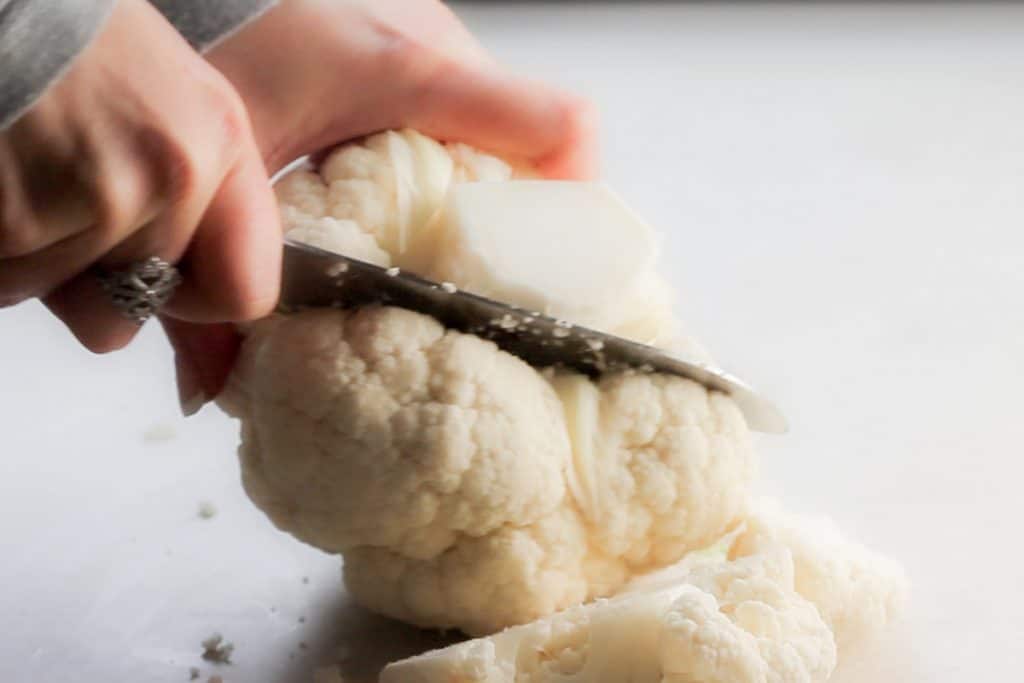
[222,130,905,678]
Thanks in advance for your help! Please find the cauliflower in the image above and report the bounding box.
[275,130,525,275]
[380,503,906,683]
[224,306,753,635]
[222,129,905,674]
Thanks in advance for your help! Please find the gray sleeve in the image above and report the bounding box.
[0,0,117,130]
[149,0,277,52]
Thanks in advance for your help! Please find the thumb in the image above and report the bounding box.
[408,64,599,180]
[160,317,241,416]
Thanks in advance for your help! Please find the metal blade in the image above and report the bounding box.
[279,238,787,433]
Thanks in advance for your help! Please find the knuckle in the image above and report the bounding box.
[92,164,150,239]
[201,77,251,168]
[160,84,250,205]
[213,88,250,149]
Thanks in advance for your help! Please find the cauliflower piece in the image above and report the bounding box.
[380,509,854,683]
[380,505,906,682]
[224,306,753,635]
[731,503,908,651]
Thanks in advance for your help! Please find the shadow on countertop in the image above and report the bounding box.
[274,592,462,683]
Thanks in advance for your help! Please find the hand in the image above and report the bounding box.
[0,0,280,398]
[164,0,599,412]
[208,0,598,178]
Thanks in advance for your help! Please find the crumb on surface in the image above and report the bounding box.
[197,501,217,520]
[301,576,310,584]
[298,616,306,624]
[189,666,200,680]
[200,633,234,664]
[299,641,309,651]
[208,677,223,683]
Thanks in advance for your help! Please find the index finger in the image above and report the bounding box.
[407,64,599,180]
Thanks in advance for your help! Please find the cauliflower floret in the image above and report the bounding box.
[447,141,517,182]
[275,169,329,217]
[284,215,391,267]
[224,306,753,635]
[282,129,526,274]
[732,503,908,651]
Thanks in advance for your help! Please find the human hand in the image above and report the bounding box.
[0,0,281,405]
[208,0,598,178]
[164,0,598,413]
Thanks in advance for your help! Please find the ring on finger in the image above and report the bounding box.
[96,256,182,325]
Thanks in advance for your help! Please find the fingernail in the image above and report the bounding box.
[175,353,207,417]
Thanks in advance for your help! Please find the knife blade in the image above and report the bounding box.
[278,238,787,433]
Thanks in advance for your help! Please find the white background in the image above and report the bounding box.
[2,2,1022,681]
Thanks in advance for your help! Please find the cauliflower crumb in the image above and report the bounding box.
[200,634,233,664]
[325,262,348,278]
[197,501,217,520]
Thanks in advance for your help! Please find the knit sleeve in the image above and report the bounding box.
[148,0,277,52]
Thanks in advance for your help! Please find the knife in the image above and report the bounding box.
[278,238,787,434]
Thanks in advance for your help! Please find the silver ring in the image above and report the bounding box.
[97,256,182,324]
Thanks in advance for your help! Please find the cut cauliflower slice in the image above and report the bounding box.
[223,306,753,635]
[378,508,868,683]
[380,505,906,682]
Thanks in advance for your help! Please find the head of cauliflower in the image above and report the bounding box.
[221,129,755,635]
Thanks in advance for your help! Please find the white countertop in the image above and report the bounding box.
[2,2,1022,681]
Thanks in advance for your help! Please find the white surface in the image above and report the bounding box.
[2,2,1022,681]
